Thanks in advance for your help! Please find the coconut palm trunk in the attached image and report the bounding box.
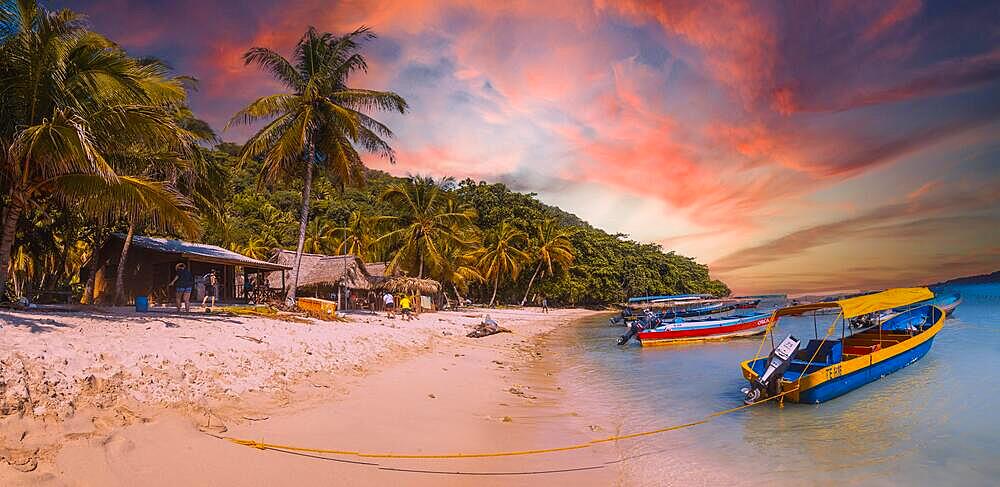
[489,273,500,307]
[0,199,24,298]
[453,283,465,305]
[113,221,136,305]
[520,261,544,306]
[287,139,315,306]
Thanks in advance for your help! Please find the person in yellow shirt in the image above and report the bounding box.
[399,295,413,321]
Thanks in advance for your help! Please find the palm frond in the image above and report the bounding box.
[50,174,201,238]
[242,46,304,90]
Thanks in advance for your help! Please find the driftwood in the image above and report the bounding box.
[467,317,511,338]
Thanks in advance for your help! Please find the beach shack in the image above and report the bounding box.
[89,234,291,305]
[270,250,382,311]
[269,250,442,312]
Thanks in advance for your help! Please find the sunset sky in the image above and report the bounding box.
[56,0,1000,294]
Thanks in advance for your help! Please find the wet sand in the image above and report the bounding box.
[0,307,623,485]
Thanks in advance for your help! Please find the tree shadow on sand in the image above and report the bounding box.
[0,308,247,332]
[0,312,76,333]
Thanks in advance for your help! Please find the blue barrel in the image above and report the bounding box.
[135,296,149,312]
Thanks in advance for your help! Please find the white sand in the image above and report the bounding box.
[0,306,613,484]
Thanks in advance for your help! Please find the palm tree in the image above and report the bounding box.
[234,237,274,261]
[108,73,215,305]
[303,219,335,254]
[437,242,484,306]
[227,26,407,305]
[479,223,529,307]
[377,176,476,278]
[332,210,375,258]
[0,1,204,297]
[520,219,577,306]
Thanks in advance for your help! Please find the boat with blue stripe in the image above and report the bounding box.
[627,294,713,304]
[881,291,961,319]
[740,287,945,404]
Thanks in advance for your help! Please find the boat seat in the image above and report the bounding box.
[794,340,842,365]
[844,343,881,356]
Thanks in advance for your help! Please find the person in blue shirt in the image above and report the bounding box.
[168,262,194,312]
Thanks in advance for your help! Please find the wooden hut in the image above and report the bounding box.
[270,251,443,312]
[270,250,379,311]
[90,234,291,305]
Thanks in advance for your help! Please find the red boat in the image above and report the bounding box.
[634,312,773,347]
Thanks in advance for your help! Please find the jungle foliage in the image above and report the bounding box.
[200,150,731,305]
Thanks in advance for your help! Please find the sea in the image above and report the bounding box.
[556,283,1000,486]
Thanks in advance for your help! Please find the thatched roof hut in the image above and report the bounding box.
[365,262,391,277]
[270,250,372,291]
[269,250,443,311]
[374,276,441,295]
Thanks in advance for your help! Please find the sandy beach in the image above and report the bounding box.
[0,306,623,485]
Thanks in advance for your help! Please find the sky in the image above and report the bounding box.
[55,0,1000,294]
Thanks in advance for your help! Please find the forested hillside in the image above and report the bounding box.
[202,145,730,305]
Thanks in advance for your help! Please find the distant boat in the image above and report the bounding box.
[620,312,772,346]
[627,294,713,304]
[735,299,761,309]
[740,287,944,405]
[882,292,961,319]
[653,301,737,318]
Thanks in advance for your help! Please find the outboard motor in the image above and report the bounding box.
[617,319,645,345]
[743,335,800,404]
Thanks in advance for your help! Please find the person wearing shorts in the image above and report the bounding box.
[168,262,194,312]
[202,269,219,311]
[383,292,395,318]
[399,295,412,321]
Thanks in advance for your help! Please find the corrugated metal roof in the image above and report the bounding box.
[114,234,291,271]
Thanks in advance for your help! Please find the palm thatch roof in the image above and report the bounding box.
[374,276,442,295]
[270,250,373,290]
[365,261,391,277]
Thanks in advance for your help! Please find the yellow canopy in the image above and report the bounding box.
[774,287,934,319]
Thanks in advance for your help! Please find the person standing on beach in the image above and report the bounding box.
[399,295,413,321]
[202,270,218,311]
[383,291,395,318]
[168,263,194,312]
[542,295,549,314]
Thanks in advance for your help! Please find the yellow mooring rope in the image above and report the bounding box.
[216,312,846,461]
[216,386,799,460]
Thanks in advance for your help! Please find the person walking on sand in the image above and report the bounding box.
[399,295,413,321]
[202,269,219,312]
[168,263,194,312]
[383,291,395,318]
[542,295,549,314]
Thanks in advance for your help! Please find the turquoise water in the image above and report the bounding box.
[559,283,1000,486]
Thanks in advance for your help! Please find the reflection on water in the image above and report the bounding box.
[557,284,1000,486]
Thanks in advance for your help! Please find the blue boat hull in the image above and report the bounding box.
[797,336,936,404]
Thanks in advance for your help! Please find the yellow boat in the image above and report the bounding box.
[740,287,945,404]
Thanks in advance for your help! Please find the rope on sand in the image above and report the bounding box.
[210,387,797,463]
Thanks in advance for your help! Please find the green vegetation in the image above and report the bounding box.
[227,26,407,304]
[0,1,728,307]
[0,0,210,303]
[201,163,730,305]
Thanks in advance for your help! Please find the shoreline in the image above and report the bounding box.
[0,307,622,485]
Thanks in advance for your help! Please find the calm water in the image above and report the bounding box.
[556,283,1000,486]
